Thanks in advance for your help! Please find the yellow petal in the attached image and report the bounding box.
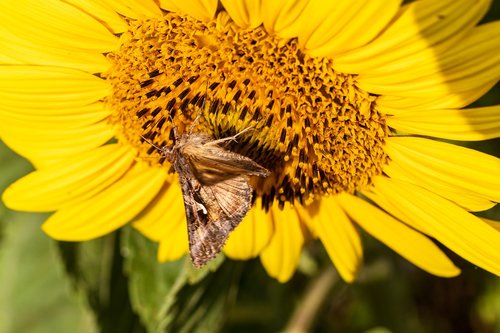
[0,121,115,163]
[362,179,433,236]
[157,224,189,262]
[0,69,112,162]
[0,45,21,63]
[0,24,111,73]
[64,0,129,34]
[336,192,460,277]
[386,137,500,203]
[42,163,165,241]
[0,103,110,130]
[100,0,163,19]
[357,32,500,99]
[158,0,181,12]
[0,0,119,52]
[310,196,362,283]
[224,198,273,259]
[482,218,500,232]
[334,0,488,74]
[377,80,497,110]
[167,0,218,21]
[302,0,402,58]
[261,0,309,38]
[369,177,500,276]
[352,12,497,78]
[132,179,190,262]
[357,22,500,91]
[221,0,263,29]
[133,177,184,242]
[0,65,111,110]
[2,144,135,212]
[383,160,495,212]
[260,202,304,283]
[387,105,500,141]
[0,119,111,140]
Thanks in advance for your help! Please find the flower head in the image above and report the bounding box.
[2,0,500,282]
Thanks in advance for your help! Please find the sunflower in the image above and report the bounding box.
[1,0,500,283]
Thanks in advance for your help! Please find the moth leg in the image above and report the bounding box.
[171,125,180,142]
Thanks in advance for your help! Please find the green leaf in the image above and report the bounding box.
[122,227,241,333]
[161,261,241,333]
[121,227,184,333]
[57,234,146,333]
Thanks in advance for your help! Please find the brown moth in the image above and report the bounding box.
[143,127,270,268]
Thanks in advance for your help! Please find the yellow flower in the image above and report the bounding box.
[1,0,500,283]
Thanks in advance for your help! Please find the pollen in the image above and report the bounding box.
[104,12,390,209]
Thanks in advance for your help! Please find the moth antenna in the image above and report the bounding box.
[188,112,203,134]
[235,126,256,137]
[140,134,165,152]
[206,126,255,146]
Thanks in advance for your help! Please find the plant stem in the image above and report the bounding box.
[283,267,338,333]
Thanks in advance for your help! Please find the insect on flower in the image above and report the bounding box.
[141,122,270,267]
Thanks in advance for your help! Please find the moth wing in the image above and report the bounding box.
[186,175,253,268]
[172,133,266,267]
[181,142,269,184]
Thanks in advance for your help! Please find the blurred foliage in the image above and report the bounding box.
[0,3,499,333]
[0,142,96,333]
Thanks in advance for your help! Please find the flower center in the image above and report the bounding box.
[104,12,390,209]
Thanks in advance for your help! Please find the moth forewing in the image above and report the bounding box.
[158,130,270,268]
[182,146,269,185]
[179,132,270,183]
